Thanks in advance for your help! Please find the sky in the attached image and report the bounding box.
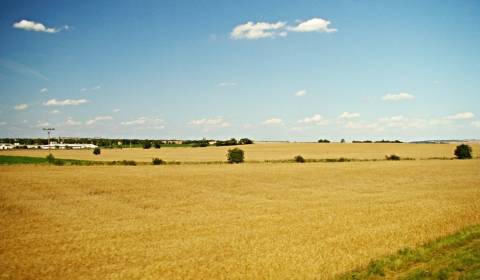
[1,0,479,141]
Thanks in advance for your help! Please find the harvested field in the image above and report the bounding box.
[0,143,478,163]
[1,160,479,279]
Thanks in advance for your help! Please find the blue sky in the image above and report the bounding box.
[1,0,479,141]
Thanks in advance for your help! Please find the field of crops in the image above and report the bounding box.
[1,142,479,163]
[1,159,479,279]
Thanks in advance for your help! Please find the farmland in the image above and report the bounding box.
[1,142,479,163]
[1,157,480,279]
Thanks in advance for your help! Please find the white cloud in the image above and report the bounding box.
[14,104,28,110]
[40,88,48,93]
[13,19,58,33]
[472,121,480,128]
[446,112,475,120]
[121,117,165,129]
[339,112,360,119]
[230,21,286,40]
[216,82,237,87]
[189,117,230,131]
[382,92,415,101]
[64,117,82,126]
[43,99,89,106]
[49,110,60,114]
[86,116,113,125]
[287,18,337,33]
[298,114,326,125]
[91,85,101,90]
[113,108,120,113]
[262,118,284,125]
[294,90,306,97]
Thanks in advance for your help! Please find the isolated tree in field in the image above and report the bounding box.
[340,139,346,143]
[294,155,305,163]
[227,148,244,163]
[93,147,101,155]
[454,144,472,159]
[154,142,161,149]
[143,141,152,149]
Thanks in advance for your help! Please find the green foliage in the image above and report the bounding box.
[0,155,47,164]
[46,153,55,163]
[238,138,254,145]
[216,138,238,146]
[454,144,472,159]
[143,141,152,149]
[227,148,244,163]
[294,155,305,163]
[152,158,165,165]
[385,154,401,160]
[340,139,346,143]
[154,142,161,149]
[93,147,101,155]
[317,139,330,143]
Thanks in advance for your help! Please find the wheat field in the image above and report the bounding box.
[1,143,479,162]
[1,159,479,279]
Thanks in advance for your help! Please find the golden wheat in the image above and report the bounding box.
[1,143,478,162]
[1,159,479,279]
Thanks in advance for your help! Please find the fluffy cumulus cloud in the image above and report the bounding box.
[230,17,336,40]
[231,21,286,40]
[339,112,360,119]
[43,99,89,106]
[85,116,113,125]
[294,90,306,97]
[13,19,61,33]
[121,117,165,129]
[382,92,415,101]
[298,114,326,125]
[262,118,283,125]
[14,104,28,110]
[287,18,337,33]
[445,112,475,120]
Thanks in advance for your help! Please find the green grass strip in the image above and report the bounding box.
[339,225,480,279]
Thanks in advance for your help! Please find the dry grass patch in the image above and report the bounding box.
[1,160,479,279]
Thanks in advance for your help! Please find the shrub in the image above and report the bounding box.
[120,160,136,166]
[340,139,346,143]
[93,147,101,155]
[154,142,161,149]
[318,139,330,143]
[46,153,55,164]
[294,155,305,163]
[143,142,152,149]
[227,148,244,163]
[385,154,401,160]
[152,158,165,165]
[239,138,254,145]
[454,144,472,159]
[216,138,238,146]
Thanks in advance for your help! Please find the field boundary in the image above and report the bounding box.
[339,224,480,279]
[1,154,478,166]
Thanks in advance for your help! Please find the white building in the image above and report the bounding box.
[0,143,14,150]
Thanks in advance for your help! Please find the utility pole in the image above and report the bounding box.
[43,128,55,150]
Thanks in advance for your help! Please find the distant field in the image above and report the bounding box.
[0,142,478,162]
[1,160,479,279]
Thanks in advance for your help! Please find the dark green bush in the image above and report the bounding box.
[46,153,55,164]
[152,158,165,165]
[294,155,305,163]
[317,139,330,143]
[238,138,254,145]
[154,142,161,149]
[227,148,244,163]
[93,147,101,155]
[454,144,472,159]
[385,154,401,160]
[143,142,152,149]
